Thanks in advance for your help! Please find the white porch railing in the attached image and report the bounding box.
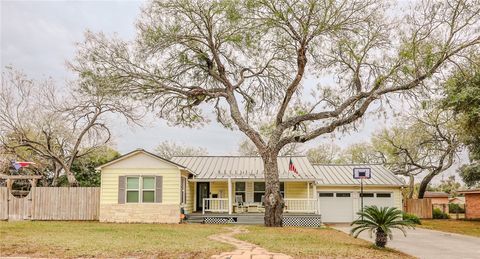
[284,198,317,213]
[202,198,229,214]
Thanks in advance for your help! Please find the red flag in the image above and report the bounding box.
[289,158,299,175]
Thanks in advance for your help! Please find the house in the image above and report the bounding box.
[424,191,450,214]
[449,196,465,205]
[458,189,480,219]
[97,149,404,225]
[96,149,193,223]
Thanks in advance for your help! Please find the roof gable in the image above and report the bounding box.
[96,149,190,171]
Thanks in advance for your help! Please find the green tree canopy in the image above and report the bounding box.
[443,60,480,187]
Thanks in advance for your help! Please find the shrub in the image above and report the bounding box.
[433,208,450,219]
[449,203,465,213]
[402,212,421,225]
[351,206,415,248]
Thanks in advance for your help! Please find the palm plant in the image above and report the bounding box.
[350,206,415,248]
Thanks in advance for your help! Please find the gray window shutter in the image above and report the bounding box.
[155,176,163,203]
[118,176,126,204]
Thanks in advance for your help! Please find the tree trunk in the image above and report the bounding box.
[408,174,415,199]
[418,170,438,199]
[65,168,79,187]
[262,153,284,227]
[375,228,388,248]
[51,164,60,187]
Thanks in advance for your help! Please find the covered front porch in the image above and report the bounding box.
[190,178,319,215]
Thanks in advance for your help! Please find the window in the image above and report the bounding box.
[235,182,246,202]
[254,182,265,203]
[252,182,285,203]
[180,177,187,204]
[126,177,140,203]
[126,176,155,203]
[376,193,391,198]
[319,193,334,197]
[142,177,155,203]
[336,193,351,197]
[280,182,285,198]
[360,193,374,197]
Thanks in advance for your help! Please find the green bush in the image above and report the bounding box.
[433,208,450,219]
[402,212,421,225]
[449,203,465,213]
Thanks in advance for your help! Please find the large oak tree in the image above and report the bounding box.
[0,69,140,186]
[372,105,460,198]
[72,0,480,226]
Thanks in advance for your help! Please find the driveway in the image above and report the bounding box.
[332,225,480,259]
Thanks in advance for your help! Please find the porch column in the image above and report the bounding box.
[193,182,197,212]
[312,183,317,199]
[307,182,310,199]
[228,177,232,214]
[313,183,318,214]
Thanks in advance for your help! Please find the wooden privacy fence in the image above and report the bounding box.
[403,198,433,219]
[0,187,100,221]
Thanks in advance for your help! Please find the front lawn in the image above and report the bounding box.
[418,219,480,238]
[0,221,232,258]
[236,226,414,258]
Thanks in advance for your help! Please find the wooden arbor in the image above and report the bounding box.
[0,173,43,192]
[0,174,43,220]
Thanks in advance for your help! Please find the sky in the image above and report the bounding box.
[0,0,465,182]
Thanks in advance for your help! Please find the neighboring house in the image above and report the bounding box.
[458,189,480,219]
[97,149,404,224]
[424,192,450,214]
[449,196,465,205]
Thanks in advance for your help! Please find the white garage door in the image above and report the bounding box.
[361,192,395,209]
[318,192,354,223]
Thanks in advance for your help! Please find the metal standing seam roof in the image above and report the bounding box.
[170,156,320,180]
[312,164,405,186]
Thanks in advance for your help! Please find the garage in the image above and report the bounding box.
[318,192,354,223]
[313,164,404,223]
[319,191,396,223]
[362,192,395,208]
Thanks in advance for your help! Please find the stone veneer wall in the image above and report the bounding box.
[465,193,480,219]
[100,204,180,223]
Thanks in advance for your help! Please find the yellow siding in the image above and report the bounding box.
[100,168,181,205]
[181,171,194,213]
[210,182,228,198]
[285,182,310,198]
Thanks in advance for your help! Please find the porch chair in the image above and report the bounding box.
[258,195,265,213]
[235,195,246,213]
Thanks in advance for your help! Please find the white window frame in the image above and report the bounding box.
[252,182,285,202]
[142,176,156,203]
[125,176,156,203]
[253,182,265,203]
[376,192,393,198]
[180,176,187,204]
[235,182,246,202]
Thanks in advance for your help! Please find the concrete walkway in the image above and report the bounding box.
[332,225,480,259]
[209,227,291,259]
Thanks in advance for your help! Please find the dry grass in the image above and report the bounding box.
[419,219,480,237]
[236,226,414,259]
[0,221,232,258]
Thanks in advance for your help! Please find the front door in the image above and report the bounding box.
[196,182,210,211]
